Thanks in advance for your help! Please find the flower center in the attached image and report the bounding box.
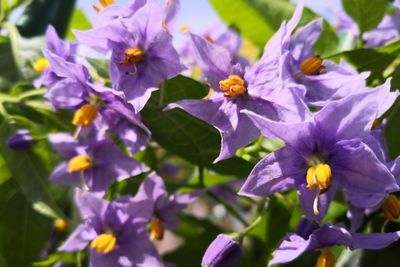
[219,75,246,98]
[93,0,114,12]
[382,194,400,221]
[306,159,332,215]
[150,217,165,241]
[90,233,117,254]
[72,103,98,128]
[120,47,144,66]
[306,163,332,191]
[53,218,68,232]
[316,249,335,267]
[67,155,92,173]
[300,55,324,75]
[33,58,50,73]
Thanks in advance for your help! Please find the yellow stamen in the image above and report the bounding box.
[205,35,215,44]
[300,55,324,75]
[120,48,144,66]
[54,219,68,232]
[99,0,114,7]
[316,249,335,267]
[383,194,400,221]
[219,75,246,98]
[90,234,117,254]
[93,0,114,13]
[150,217,165,241]
[67,155,92,173]
[33,58,50,73]
[306,163,332,191]
[72,103,98,128]
[306,163,332,215]
[179,25,190,33]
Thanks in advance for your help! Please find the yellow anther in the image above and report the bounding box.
[150,217,165,241]
[72,103,98,128]
[219,75,246,98]
[180,25,190,33]
[54,219,68,232]
[300,55,324,75]
[67,155,92,173]
[316,249,335,267]
[90,234,117,254]
[33,58,50,73]
[383,194,400,221]
[99,0,114,8]
[306,163,332,191]
[120,48,144,66]
[205,35,215,44]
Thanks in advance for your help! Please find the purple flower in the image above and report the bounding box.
[48,132,148,192]
[178,23,248,69]
[166,29,309,162]
[364,8,400,47]
[279,13,370,106]
[334,5,400,48]
[34,25,77,88]
[74,0,185,112]
[59,189,163,267]
[270,219,400,266]
[202,234,243,267]
[43,48,150,152]
[136,172,198,240]
[239,87,399,221]
[6,129,33,151]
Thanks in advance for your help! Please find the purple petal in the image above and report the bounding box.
[331,140,398,207]
[239,146,304,197]
[291,19,323,62]
[59,223,97,252]
[352,231,400,249]
[49,163,81,186]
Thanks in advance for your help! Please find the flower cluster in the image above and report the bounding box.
[22,0,400,266]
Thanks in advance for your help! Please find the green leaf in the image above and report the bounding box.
[141,75,253,177]
[0,154,11,186]
[0,191,52,267]
[385,100,400,159]
[314,20,340,58]
[0,36,20,91]
[209,0,317,49]
[209,0,275,49]
[66,8,91,40]
[328,40,400,84]
[341,0,388,33]
[0,120,66,220]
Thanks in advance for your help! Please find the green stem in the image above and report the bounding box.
[198,164,205,187]
[76,252,82,267]
[357,31,364,48]
[206,190,249,227]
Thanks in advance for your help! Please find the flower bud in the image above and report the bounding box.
[383,194,400,221]
[6,129,33,151]
[202,234,243,267]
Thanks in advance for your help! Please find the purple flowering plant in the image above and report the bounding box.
[2,0,400,266]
